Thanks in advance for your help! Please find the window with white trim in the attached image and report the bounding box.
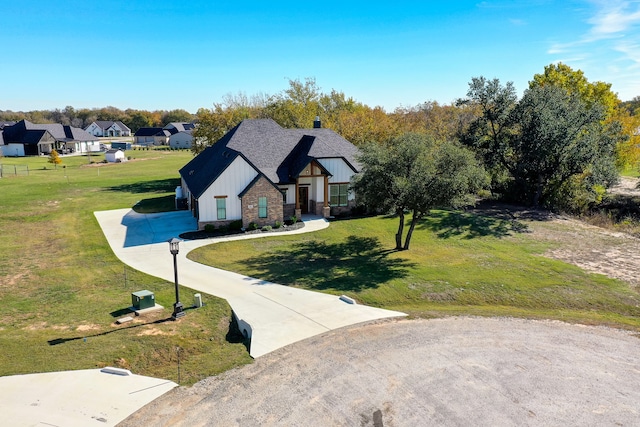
[258,196,267,218]
[329,184,348,207]
[216,197,226,220]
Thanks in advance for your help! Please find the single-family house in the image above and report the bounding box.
[164,122,195,134]
[169,130,194,149]
[179,118,359,229]
[85,120,131,137]
[134,127,170,146]
[105,149,126,163]
[1,120,100,156]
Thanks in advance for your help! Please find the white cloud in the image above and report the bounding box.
[588,0,640,37]
[547,1,640,99]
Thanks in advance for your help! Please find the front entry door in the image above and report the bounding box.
[298,186,309,214]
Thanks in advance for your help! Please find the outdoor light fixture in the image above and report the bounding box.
[168,237,185,319]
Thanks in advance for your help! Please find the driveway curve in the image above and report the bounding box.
[120,316,640,426]
[94,209,405,357]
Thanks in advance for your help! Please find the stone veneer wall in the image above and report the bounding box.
[330,199,356,216]
[283,203,296,219]
[241,176,284,228]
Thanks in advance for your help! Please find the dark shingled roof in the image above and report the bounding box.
[2,120,96,144]
[180,118,360,199]
[134,127,165,137]
[165,122,195,134]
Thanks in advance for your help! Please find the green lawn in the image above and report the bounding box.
[189,211,640,329]
[2,150,640,385]
[0,151,252,384]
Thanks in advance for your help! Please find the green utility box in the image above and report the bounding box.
[132,290,155,310]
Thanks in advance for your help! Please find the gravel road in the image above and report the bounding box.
[119,317,640,426]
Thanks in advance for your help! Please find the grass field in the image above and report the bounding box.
[0,151,252,384]
[189,210,640,329]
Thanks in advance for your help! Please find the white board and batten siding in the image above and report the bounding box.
[169,132,193,149]
[318,158,355,183]
[319,158,357,201]
[198,156,258,222]
[279,184,295,204]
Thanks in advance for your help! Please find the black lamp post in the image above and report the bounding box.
[168,238,185,320]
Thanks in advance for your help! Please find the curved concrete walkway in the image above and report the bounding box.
[94,209,406,358]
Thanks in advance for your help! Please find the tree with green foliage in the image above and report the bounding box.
[162,109,194,124]
[462,75,622,210]
[352,133,487,250]
[191,104,257,154]
[530,63,619,117]
[264,77,322,128]
[512,84,619,207]
[48,150,62,169]
[458,76,519,196]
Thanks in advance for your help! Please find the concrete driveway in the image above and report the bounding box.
[94,209,405,358]
[1,368,177,427]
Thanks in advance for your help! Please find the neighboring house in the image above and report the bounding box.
[179,118,360,229]
[164,122,195,135]
[169,130,194,149]
[105,149,126,163]
[85,120,132,137]
[134,127,170,146]
[1,120,100,156]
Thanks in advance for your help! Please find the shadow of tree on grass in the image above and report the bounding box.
[241,235,415,292]
[105,178,180,194]
[419,208,530,239]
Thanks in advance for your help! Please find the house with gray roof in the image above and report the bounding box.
[179,118,359,229]
[169,129,194,149]
[85,120,131,137]
[1,120,99,156]
[134,127,170,146]
[164,122,195,135]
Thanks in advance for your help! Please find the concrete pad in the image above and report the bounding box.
[116,316,134,324]
[94,209,406,358]
[0,368,177,427]
[130,303,164,316]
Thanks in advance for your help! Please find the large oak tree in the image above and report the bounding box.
[352,133,487,250]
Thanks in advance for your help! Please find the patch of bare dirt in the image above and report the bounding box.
[76,324,101,332]
[609,176,640,197]
[504,177,640,289]
[136,327,168,336]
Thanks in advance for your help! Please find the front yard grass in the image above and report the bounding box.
[2,150,640,385]
[0,151,252,384]
[189,211,640,330]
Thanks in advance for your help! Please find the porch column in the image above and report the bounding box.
[294,180,302,219]
[322,175,330,219]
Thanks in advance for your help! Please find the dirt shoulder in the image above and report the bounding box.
[516,176,640,289]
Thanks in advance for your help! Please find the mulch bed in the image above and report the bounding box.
[180,221,305,240]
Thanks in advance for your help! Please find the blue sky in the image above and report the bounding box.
[1,0,639,113]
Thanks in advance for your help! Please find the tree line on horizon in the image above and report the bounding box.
[2,64,639,221]
[0,106,195,133]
